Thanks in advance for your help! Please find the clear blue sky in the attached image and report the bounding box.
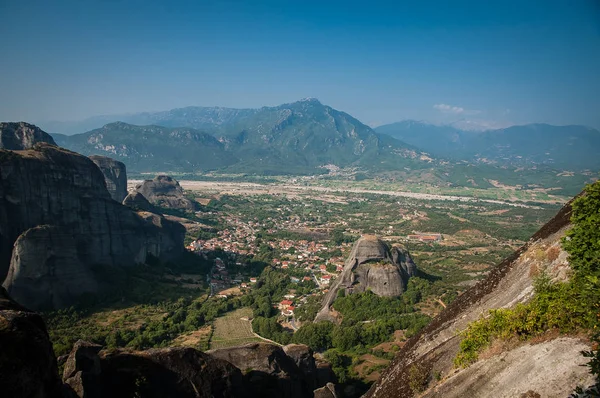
[1,0,599,129]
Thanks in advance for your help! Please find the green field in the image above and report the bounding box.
[209,307,263,349]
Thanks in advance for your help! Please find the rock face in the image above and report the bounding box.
[4,226,98,310]
[122,191,161,214]
[208,342,317,398]
[0,122,57,150]
[62,343,244,398]
[0,143,185,309]
[366,198,596,398]
[0,287,64,398]
[135,175,198,210]
[89,155,127,202]
[315,236,417,322]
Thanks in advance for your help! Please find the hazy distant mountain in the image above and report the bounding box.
[376,121,600,170]
[54,99,432,174]
[53,122,236,172]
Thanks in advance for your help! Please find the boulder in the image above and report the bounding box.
[0,122,56,150]
[313,383,339,398]
[135,175,198,210]
[208,342,313,398]
[283,344,318,390]
[89,155,127,202]
[0,287,64,398]
[122,191,161,214]
[63,345,244,398]
[315,235,417,322]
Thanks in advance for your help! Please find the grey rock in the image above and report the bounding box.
[0,122,57,150]
[0,143,185,309]
[4,226,98,311]
[313,383,338,398]
[135,175,198,210]
[122,191,161,214]
[0,287,64,398]
[63,345,244,398]
[208,342,313,398]
[89,155,127,202]
[315,235,417,322]
[283,344,318,390]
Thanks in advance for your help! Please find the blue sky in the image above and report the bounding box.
[1,0,599,129]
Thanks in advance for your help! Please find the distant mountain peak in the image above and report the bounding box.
[298,97,321,103]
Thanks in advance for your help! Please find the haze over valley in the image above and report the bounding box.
[1,1,600,398]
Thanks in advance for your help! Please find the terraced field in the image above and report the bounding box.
[209,307,263,349]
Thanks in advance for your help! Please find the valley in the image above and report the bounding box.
[41,173,562,392]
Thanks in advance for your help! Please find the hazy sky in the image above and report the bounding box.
[1,0,599,129]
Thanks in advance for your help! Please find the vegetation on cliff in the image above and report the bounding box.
[455,181,600,389]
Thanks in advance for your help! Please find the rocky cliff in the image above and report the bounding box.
[315,235,417,322]
[135,175,198,210]
[89,155,127,202]
[0,143,185,310]
[0,122,57,150]
[0,287,65,398]
[366,199,595,397]
[208,342,319,398]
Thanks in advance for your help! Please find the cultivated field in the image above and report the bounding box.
[209,307,263,349]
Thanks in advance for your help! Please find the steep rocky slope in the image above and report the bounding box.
[0,143,185,309]
[89,155,127,202]
[366,198,595,397]
[0,122,57,150]
[315,236,417,322]
[135,175,198,210]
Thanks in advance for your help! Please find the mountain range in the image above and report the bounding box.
[53,99,431,175]
[46,99,600,176]
[376,120,600,170]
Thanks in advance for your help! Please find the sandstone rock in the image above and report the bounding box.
[366,196,595,398]
[0,143,185,309]
[89,155,127,202]
[208,342,313,398]
[313,383,339,398]
[3,226,98,310]
[0,122,56,150]
[135,175,198,210]
[315,235,417,322]
[63,345,244,398]
[122,191,161,214]
[0,287,64,398]
[283,344,318,390]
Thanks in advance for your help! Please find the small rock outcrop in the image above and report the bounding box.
[315,235,417,322]
[123,191,161,214]
[208,342,316,398]
[0,142,185,309]
[62,344,244,398]
[0,122,57,150]
[89,155,127,202]
[0,287,64,398]
[135,175,198,210]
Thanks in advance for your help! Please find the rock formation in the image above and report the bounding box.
[0,121,57,150]
[0,287,65,398]
[89,155,127,202]
[208,342,318,398]
[0,143,185,309]
[62,341,244,398]
[315,235,417,322]
[135,175,198,210]
[366,198,596,397]
[123,191,161,214]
